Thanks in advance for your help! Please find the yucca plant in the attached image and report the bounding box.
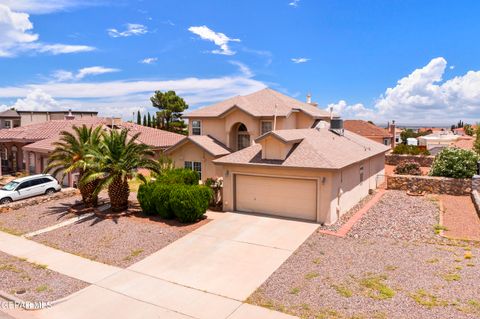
[82,128,160,212]
[45,125,102,207]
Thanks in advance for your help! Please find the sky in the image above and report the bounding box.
[0,0,479,125]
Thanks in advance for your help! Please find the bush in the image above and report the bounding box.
[430,148,479,178]
[155,168,199,185]
[170,185,212,223]
[394,161,422,175]
[137,182,157,215]
[392,144,430,156]
[153,184,175,219]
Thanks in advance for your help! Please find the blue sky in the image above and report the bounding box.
[0,0,479,125]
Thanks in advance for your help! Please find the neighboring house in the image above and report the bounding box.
[417,132,459,151]
[0,109,98,129]
[344,120,394,147]
[166,88,334,180]
[214,125,389,224]
[0,117,183,185]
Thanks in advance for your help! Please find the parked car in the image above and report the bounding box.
[0,174,62,204]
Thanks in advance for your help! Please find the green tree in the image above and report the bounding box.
[45,125,102,207]
[151,115,156,128]
[147,112,151,127]
[430,148,479,178]
[136,111,141,125]
[82,129,160,212]
[143,115,147,126]
[474,125,480,154]
[464,124,474,136]
[150,90,188,133]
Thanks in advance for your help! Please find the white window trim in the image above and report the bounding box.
[184,161,202,180]
[191,120,202,136]
[4,120,12,129]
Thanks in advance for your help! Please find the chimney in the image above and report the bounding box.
[389,120,396,149]
[65,109,75,120]
[306,93,312,104]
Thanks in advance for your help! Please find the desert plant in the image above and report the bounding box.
[205,176,223,208]
[152,184,176,219]
[394,161,422,175]
[156,168,200,185]
[392,144,430,156]
[430,147,480,178]
[45,125,102,207]
[82,129,160,212]
[137,182,157,215]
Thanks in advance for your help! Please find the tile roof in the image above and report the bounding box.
[214,127,389,170]
[344,120,392,138]
[184,88,333,118]
[4,118,184,152]
[165,135,231,157]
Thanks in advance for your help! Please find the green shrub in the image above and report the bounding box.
[430,148,479,178]
[170,185,212,223]
[156,168,199,185]
[152,184,175,219]
[137,182,157,215]
[392,144,430,156]
[394,161,422,175]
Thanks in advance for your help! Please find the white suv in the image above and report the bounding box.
[0,174,62,205]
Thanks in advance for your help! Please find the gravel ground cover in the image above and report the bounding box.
[0,251,88,303]
[32,205,209,268]
[0,195,84,235]
[249,190,480,319]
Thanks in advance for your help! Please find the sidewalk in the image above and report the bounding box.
[0,211,316,319]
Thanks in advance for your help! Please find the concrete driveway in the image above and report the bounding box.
[14,212,318,319]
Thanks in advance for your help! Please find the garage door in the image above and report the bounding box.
[235,174,317,221]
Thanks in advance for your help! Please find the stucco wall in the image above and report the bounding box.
[188,117,227,145]
[296,112,315,129]
[168,142,222,180]
[221,164,334,223]
[329,153,385,223]
[259,136,291,160]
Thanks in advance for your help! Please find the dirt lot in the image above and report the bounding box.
[0,251,88,303]
[249,191,480,319]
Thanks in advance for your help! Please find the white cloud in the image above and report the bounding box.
[450,65,455,70]
[0,4,95,57]
[229,61,253,78]
[0,0,97,14]
[1,89,60,111]
[107,23,148,38]
[139,57,158,64]
[52,66,120,81]
[289,0,300,7]
[0,72,266,118]
[326,100,376,119]
[291,57,310,64]
[188,25,240,56]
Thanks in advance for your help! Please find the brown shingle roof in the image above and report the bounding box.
[214,128,389,169]
[344,120,392,138]
[6,118,184,152]
[0,109,20,118]
[184,88,333,118]
[165,135,231,157]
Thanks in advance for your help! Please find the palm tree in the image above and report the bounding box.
[82,128,160,212]
[45,125,102,207]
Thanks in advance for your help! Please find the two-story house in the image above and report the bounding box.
[165,88,333,179]
[166,88,389,224]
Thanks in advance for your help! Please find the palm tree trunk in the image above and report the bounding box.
[108,176,129,211]
[80,180,99,207]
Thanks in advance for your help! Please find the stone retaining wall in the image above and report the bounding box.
[0,188,79,213]
[386,154,435,167]
[387,174,471,195]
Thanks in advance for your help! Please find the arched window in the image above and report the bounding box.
[237,124,250,150]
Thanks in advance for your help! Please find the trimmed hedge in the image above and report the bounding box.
[392,144,430,156]
[137,168,212,223]
[394,161,422,176]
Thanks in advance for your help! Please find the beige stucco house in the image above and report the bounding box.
[166,88,389,224]
[165,88,334,179]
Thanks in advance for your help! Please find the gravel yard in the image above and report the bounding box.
[0,251,88,303]
[0,195,84,235]
[32,208,209,268]
[249,190,480,319]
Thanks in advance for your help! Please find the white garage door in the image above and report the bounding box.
[235,174,317,221]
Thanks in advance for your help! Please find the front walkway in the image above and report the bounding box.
[2,211,318,319]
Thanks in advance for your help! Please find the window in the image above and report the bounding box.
[383,138,390,145]
[359,165,364,182]
[4,120,11,129]
[192,120,201,135]
[17,181,32,191]
[0,146,7,161]
[261,121,273,135]
[184,161,202,180]
[237,124,250,150]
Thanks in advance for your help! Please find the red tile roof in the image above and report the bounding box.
[344,120,392,138]
[3,118,184,153]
